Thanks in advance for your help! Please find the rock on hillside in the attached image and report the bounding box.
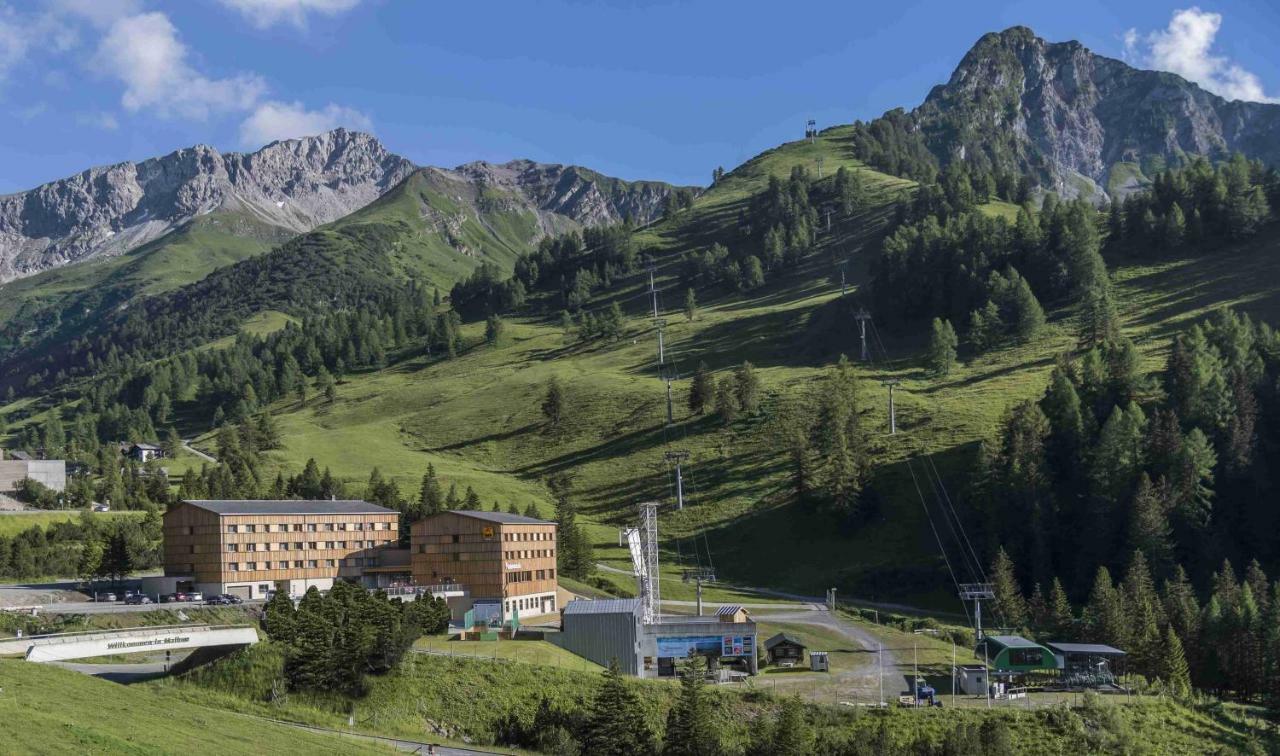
[909,26,1280,199]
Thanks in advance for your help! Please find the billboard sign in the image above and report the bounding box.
[656,634,755,659]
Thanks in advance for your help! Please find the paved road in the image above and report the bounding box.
[182,440,217,463]
[753,605,905,700]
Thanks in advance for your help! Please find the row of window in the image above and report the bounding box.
[230,560,333,571]
[503,549,554,560]
[503,531,553,542]
[507,595,554,613]
[226,540,391,552]
[225,521,394,534]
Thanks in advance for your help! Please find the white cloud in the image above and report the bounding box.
[0,6,31,81]
[239,100,373,146]
[77,111,120,130]
[15,101,47,120]
[50,0,141,29]
[217,0,362,29]
[1127,7,1277,104]
[93,12,266,120]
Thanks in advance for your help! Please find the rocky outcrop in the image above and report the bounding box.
[0,129,415,282]
[909,26,1280,199]
[0,131,689,284]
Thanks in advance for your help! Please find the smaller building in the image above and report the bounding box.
[126,443,166,462]
[975,635,1057,673]
[809,651,829,672]
[0,450,66,494]
[955,664,989,696]
[555,598,645,675]
[763,632,807,666]
[1046,642,1126,687]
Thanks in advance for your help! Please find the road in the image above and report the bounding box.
[753,605,905,701]
[182,440,217,463]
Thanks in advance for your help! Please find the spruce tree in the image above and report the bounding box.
[714,377,738,425]
[582,661,656,756]
[684,288,698,321]
[688,363,714,415]
[1009,278,1045,342]
[1161,626,1192,697]
[419,464,444,515]
[1128,473,1173,576]
[926,317,958,376]
[264,588,299,643]
[733,361,761,415]
[541,376,565,430]
[990,547,1027,630]
[663,657,720,756]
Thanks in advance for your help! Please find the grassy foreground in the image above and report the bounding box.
[0,658,388,754]
[158,641,1274,754]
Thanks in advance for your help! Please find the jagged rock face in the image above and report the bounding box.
[0,129,414,283]
[912,26,1280,199]
[452,159,677,228]
[0,131,688,284]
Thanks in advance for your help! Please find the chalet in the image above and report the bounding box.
[126,443,166,462]
[764,632,807,666]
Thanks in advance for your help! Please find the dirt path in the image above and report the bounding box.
[754,607,903,701]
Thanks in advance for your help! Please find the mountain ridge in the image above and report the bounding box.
[0,130,691,284]
[904,25,1280,199]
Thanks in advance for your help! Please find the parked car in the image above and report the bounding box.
[165,592,190,603]
[94,591,117,602]
[186,591,204,602]
[205,595,229,605]
[124,594,152,605]
[219,593,244,605]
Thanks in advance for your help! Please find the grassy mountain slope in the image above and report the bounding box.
[152,125,1280,612]
[0,659,386,754]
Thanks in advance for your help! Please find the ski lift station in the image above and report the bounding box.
[553,502,758,678]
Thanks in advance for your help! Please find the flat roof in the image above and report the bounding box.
[182,499,395,516]
[1046,642,1126,656]
[563,598,641,615]
[443,510,554,525]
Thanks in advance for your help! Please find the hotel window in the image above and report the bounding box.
[337,541,346,549]
[227,544,239,552]
[293,560,303,569]
[229,562,239,571]
[246,562,257,570]
[185,526,195,535]
[294,542,304,550]
[292,524,303,532]
[355,523,365,531]
[326,559,337,568]
[307,523,317,532]
[279,523,289,532]
[307,560,318,568]
[227,525,238,533]
[306,542,317,550]
[325,523,335,531]
[337,523,347,531]
[323,541,332,549]
[245,524,256,533]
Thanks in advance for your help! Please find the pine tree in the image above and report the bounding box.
[485,314,504,345]
[445,482,461,509]
[688,363,714,415]
[523,502,540,519]
[663,657,720,756]
[463,486,482,511]
[541,376,565,430]
[419,464,444,515]
[753,696,813,756]
[1009,278,1045,342]
[582,661,656,756]
[967,300,1002,352]
[1161,626,1192,697]
[264,588,299,644]
[1083,566,1126,648]
[1048,578,1075,638]
[926,317,958,376]
[733,361,761,415]
[990,547,1027,630]
[714,377,738,425]
[1128,473,1173,576]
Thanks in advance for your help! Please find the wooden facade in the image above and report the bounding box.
[163,500,399,594]
[410,511,557,604]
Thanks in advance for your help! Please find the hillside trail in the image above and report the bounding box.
[754,605,904,701]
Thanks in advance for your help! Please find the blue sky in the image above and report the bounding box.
[1,1,1278,193]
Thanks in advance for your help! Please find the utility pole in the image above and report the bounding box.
[665,450,690,510]
[878,642,884,706]
[855,308,871,361]
[654,318,667,367]
[806,118,816,142]
[816,156,824,179]
[665,376,675,425]
[882,379,901,434]
[647,260,659,319]
[837,261,847,297]
[683,567,716,617]
[826,208,831,231]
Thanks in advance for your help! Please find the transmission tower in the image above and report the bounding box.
[638,502,661,623]
[665,375,675,425]
[647,259,659,319]
[816,156,824,179]
[806,119,816,141]
[881,378,901,434]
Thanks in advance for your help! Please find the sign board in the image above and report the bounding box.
[656,634,755,659]
[482,526,495,539]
